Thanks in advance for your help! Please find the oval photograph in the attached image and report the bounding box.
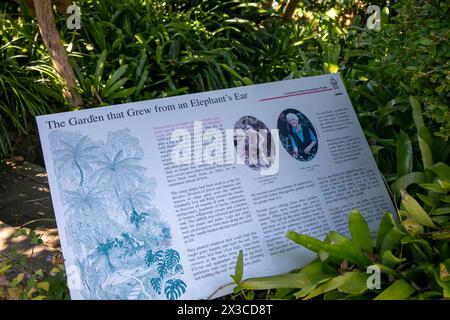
[234,116,276,171]
[278,109,318,161]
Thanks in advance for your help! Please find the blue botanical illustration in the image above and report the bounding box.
[49,129,187,300]
[145,248,186,300]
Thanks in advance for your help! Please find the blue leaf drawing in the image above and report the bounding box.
[53,135,98,188]
[63,187,108,215]
[97,239,115,271]
[145,250,163,266]
[164,249,180,270]
[164,279,187,300]
[49,129,186,300]
[174,264,183,274]
[118,189,152,214]
[150,277,161,295]
[130,209,149,229]
[93,150,145,194]
[120,233,142,257]
[157,262,168,278]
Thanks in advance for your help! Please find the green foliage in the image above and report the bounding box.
[0,0,448,299]
[0,8,63,157]
[233,187,450,299]
[0,228,69,300]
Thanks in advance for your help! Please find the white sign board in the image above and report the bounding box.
[37,74,395,300]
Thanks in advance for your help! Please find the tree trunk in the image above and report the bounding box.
[282,0,299,21]
[33,0,84,107]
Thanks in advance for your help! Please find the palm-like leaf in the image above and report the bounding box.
[63,187,108,215]
[93,150,145,191]
[118,189,152,214]
[53,135,98,187]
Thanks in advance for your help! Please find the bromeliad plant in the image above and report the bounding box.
[231,162,450,299]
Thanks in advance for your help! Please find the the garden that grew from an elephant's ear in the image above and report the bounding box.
[0,0,449,300]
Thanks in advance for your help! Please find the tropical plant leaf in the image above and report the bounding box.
[164,249,181,270]
[286,231,371,266]
[349,209,373,254]
[401,192,436,228]
[164,279,187,300]
[376,212,396,250]
[150,277,161,295]
[305,271,369,300]
[231,250,243,284]
[374,279,415,300]
[396,130,413,178]
[241,261,336,290]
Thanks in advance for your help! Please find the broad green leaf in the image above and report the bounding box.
[438,179,450,191]
[381,250,405,268]
[402,218,424,235]
[108,87,136,99]
[286,231,371,266]
[401,192,436,228]
[396,130,413,178]
[231,250,243,284]
[349,209,373,254]
[374,279,415,300]
[31,295,47,300]
[419,183,445,194]
[409,96,424,130]
[418,135,433,173]
[241,262,336,290]
[430,162,450,180]
[135,69,149,97]
[390,172,426,198]
[94,50,107,86]
[305,271,369,300]
[430,231,450,240]
[102,78,129,98]
[293,277,332,299]
[371,264,401,278]
[376,212,396,249]
[442,195,450,204]
[105,64,129,89]
[401,237,434,260]
[430,207,450,216]
[379,226,406,257]
[416,193,439,207]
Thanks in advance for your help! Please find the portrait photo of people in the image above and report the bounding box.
[278,109,318,161]
[234,116,276,171]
